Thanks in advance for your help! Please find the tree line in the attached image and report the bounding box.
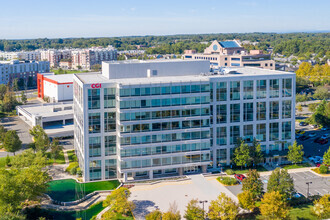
[0,32,329,59]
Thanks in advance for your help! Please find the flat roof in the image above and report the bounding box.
[18,102,73,118]
[75,67,294,86]
[45,74,74,83]
[103,59,200,65]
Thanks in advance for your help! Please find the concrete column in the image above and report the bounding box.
[149,170,153,179]
[132,172,136,178]
[123,173,127,182]
[63,119,65,125]
[178,167,183,176]
[202,165,207,173]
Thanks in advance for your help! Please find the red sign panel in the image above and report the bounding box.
[91,83,101,88]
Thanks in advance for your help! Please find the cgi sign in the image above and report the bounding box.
[91,83,101,89]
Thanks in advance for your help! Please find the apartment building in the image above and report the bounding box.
[73,60,295,182]
[184,40,275,70]
[0,51,41,61]
[40,49,71,68]
[0,60,50,85]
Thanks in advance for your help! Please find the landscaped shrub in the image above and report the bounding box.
[217,177,238,186]
[76,167,82,177]
[319,165,328,174]
[66,162,79,174]
[70,166,77,175]
[225,169,235,175]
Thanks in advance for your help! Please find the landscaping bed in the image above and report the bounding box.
[281,163,311,170]
[217,177,238,186]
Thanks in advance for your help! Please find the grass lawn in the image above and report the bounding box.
[45,151,66,164]
[288,204,318,220]
[67,150,77,163]
[282,163,311,170]
[231,166,268,174]
[47,179,120,202]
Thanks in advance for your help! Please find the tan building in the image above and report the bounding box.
[184,40,275,70]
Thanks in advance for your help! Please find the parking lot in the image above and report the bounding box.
[226,171,329,198]
[295,122,329,158]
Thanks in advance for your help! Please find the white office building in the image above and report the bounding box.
[73,60,295,182]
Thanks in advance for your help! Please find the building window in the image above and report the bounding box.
[256,80,267,99]
[104,88,116,108]
[230,81,240,100]
[217,127,227,145]
[243,103,254,122]
[269,79,279,98]
[105,159,116,179]
[230,104,240,122]
[216,149,227,166]
[88,89,100,109]
[282,100,292,119]
[282,121,292,140]
[269,122,279,141]
[89,113,101,133]
[243,80,253,100]
[230,126,240,145]
[104,112,116,132]
[216,82,227,101]
[89,137,101,157]
[256,102,266,121]
[243,124,253,143]
[256,124,266,142]
[216,104,227,124]
[105,135,116,156]
[89,160,101,181]
[282,78,292,97]
[269,101,279,119]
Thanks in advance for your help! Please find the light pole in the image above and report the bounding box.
[199,200,208,219]
[306,182,312,198]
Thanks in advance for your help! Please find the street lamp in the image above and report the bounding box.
[306,182,312,198]
[199,200,208,219]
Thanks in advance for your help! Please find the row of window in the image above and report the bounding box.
[120,119,210,133]
[89,136,116,157]
[89,112,116,134]
[89,159,116,180]
[120,142,210,158]
[120,108,210,121]
[120,84,210,97]
[121,153,210,169]
[120,131,210,146]
[120,96,210,109]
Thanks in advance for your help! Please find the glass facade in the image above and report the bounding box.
[230,126,240,144]
[282,100,292,119]
[282,78,292,97]
[243,80,254,99]
[104,88,116,108]
[256,80,267,99]
[216,82,227,101]
[269,101,279,120]
[89,113,101,134]
[243,103,254,122]
[89,137,101,157]
[88,89,100,110]
[282,121,292,140]
[216,105,227,124]
[217,127,227,145]
[269,79,279,98]
[243,124,253,143]
[230,81,240,100]
[256,102,266,121]
[230,104,240,123]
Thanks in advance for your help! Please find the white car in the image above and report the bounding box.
[321,134,329,139]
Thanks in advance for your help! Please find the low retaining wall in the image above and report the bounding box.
[128,175,190,186]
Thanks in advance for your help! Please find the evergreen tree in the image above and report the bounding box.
[267,168,295,200]
[249,138,264,167]
[242,169,263,199]
[234,141,251,169]
[20,91,27,104]
[3,130,22,155]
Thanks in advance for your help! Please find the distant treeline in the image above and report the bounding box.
[0,32,329,58]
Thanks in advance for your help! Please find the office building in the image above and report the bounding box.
[0,60,50,85]
[184,40,275,70]
[73,60,295,182]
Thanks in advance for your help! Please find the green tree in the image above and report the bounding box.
[249,138,264,167]
[2,89,17,112]
[0,125,7,147]
[323,148,330,166]
[146,210,162,220]
[296,93,309,103]
[296,104,303,114]
[237,191,255,211]
[162,202,180,220]
[208,193,239,220]
[184,199,204,220]
[267,168,295,200]
[50,139,63,160]
[287,141,304,164]
[233,141,251,169]
[313,86,330,100]
[260,191,290,219]
[12,79,19,91]
[311,194,330,218]
[242,169,263,199]
[29,125,50,153]
[10,149,48,168]
[3,130,22,155]
[0,84,7,100]
[20,91,27,104]
[103,187,135,219]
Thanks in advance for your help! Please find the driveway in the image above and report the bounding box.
[130,174,237,219]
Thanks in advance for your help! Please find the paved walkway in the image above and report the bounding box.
[130,174,238,220]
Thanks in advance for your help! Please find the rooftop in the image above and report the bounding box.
[219,41,241,48]
[18,102,73,118]
[75,67,295,86]
[45,74,74,83]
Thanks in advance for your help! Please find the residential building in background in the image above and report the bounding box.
[0,60,50,86]
[40,49,71,68]
[73,60,295,182]
[184,40,275,70]
[0,51,41,61]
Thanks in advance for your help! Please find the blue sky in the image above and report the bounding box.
[0,0,329,39]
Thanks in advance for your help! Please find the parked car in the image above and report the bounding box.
[234,174,246,182]
[314,137,322,143]
[311,124,318,129]
[316,163,321,167]
[300,135,310,141]
[299,122,308,126]
[320,139,328,145]
[321,134,329,139]
[292,193,305,199]
[309,132,316,137]
[309,156,323,163]
[321,127,328,131]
